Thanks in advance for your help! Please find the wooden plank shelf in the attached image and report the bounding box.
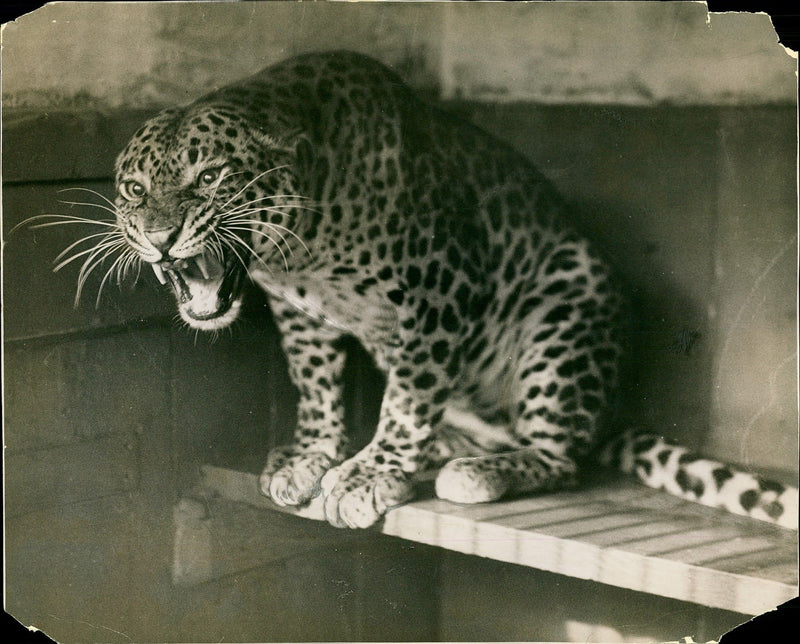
[197,464,797,617]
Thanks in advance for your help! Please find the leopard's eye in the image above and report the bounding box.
[197,168,222,187]
[119,180,146,201]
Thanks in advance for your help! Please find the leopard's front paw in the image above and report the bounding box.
[259,447,335,507]
[320,461,415,529]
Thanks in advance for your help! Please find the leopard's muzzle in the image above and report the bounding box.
[151,250,245,329]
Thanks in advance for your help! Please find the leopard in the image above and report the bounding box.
[67,51,796,529]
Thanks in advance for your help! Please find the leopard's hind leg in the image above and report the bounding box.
[434,337,613,504]
[435,240,622,504]
[433,364,592,504]
[435,445,579,504]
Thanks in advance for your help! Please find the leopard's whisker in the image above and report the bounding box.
[74,240,125,287]
[74,239,128,306]
[53,230,122,264]
[75,238,126,279]
[205,235,226,264]
[122,234,154,258]
[58,187,118,209]
[57,199,118,216]
[224,192,315,207]
[220,201,317,223]
[204,169,247,208]
[11,213,118,234]
[226,218,312,259]
[212,229,252,276]
[223,200,320,218]
[220,228,280,271]
[117,248,141,286]
[54,236,127,273]
[96,250,131,307]
[218,166,289,212]
[219,227,286,272]
[227,224,295,261]
[116,251,130,287]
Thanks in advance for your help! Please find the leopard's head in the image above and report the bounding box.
[114,103,310,330]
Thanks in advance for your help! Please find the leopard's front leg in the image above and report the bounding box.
[259,302,348,507]
[320,364,450,528]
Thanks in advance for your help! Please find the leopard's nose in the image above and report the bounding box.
[144,226,180,253]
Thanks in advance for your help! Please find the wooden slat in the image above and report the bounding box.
[658,536,780,565]
[495,502,629,530]
[532,510,657,538]
[753,561,800,586]
[580,518,702,547]
[198,465,798,616]
[616,526,748,556]
[701,549,796,582]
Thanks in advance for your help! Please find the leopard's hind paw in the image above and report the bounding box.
[435,457,509,504]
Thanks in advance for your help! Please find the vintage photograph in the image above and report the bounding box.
[2,2,797,642]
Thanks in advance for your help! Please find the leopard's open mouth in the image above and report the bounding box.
[150,251,245,328]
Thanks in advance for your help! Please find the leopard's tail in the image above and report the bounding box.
[598,429,798,530]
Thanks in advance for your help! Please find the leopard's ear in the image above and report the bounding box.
[249,126,313,161]
[248,126,288,151]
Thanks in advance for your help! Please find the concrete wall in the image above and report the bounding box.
[2,1,444,109]
[2,2,795,109]
[439,1,796,104]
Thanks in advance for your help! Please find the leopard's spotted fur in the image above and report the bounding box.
[109,51,796,529]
